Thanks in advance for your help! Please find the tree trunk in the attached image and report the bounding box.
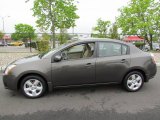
[29,38,32,53]
[144,33,150,49]
[51,23,56,48]
[149,34,153,50]
[49,0,56,49]
[145,33,153,50]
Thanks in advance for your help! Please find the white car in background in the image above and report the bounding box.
[145,43,160,51]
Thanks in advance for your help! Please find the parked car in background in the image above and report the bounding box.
[8,41,24,46]
[0,41,4,46]
[145,43,160,51]
[3,38,157,98]
[0,41,7,46]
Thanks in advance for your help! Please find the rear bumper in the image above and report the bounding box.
[145,64,157,82]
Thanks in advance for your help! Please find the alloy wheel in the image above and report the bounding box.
[23,79,43,97]
[127,74,143,91]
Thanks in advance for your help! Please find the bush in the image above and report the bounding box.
[134,42,145,47]
[56,33,72,44]
[134,42,145,50]
[36,40,50,53]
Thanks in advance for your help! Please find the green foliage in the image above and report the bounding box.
[13,24,36,42]
[57,33,71,44]
[134,42,145,47]
[36,40,50,53]
[32,0,79,48]
[41,33,51,41]
[11,33,19,41]
[0,31,4,39]
[57,28,71,44]
[109,23,119,39]
[116,0,160,49]
[93,18,111,38]
[134,42,145,49]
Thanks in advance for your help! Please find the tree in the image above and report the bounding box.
[13,24,36,41]
[32,0,79,48]
[93,18,111,38]
[58,28,71,44]
[117,0,160,50]
[109,23,119,39]
[0,31,4,39]
[11,33,19,41]
[13,24,36,52]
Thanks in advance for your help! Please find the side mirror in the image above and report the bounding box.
[54,55,62,62]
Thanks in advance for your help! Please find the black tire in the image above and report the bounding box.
[20,75,47,98]
[123,71,144,92]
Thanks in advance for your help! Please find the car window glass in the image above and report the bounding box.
[61,43,95,60]
[122,45,128,55]
[99,42,122,57]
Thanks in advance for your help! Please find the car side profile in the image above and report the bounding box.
[3,38,157,98]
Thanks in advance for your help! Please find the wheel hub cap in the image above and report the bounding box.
[127,74,142,91]
[24,79,43,97]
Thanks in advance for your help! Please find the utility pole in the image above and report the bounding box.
[0,16,10,46]
[0,16,10,32]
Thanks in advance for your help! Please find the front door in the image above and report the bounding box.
[52,42,96,87]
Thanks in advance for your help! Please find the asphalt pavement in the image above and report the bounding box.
[0,67,160,120]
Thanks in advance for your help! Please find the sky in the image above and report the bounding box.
[0,0,129,33]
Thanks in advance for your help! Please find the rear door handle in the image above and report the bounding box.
[121,59,126,63]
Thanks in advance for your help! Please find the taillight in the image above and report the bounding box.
[150,53,156,64]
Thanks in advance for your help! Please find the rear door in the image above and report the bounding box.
[96,42,131,83]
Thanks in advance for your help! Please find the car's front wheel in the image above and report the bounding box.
[123,71,144,92]
[20,75,47,98]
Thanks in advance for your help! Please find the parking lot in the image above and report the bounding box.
[0,67,160,120]
[0,46,37,69]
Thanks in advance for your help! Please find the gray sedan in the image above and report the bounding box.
[3,38,157,98]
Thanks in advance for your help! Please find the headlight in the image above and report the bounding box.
[4,64,16,75]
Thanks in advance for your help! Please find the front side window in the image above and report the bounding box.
[98,42,128,57]
[61,43,95,60]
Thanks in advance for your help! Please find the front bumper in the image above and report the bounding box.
[3,74,18,90]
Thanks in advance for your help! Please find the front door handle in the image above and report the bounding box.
[85,63,92,66]
[121,59,126,63]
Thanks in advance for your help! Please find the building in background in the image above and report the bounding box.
[0,34,12,46]
[124,36,144,43]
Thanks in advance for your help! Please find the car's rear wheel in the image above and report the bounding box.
[20,75,47,98]
[123,71,144,92]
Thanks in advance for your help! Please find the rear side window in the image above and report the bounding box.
[98,42,128,57]
[122,45,128,55]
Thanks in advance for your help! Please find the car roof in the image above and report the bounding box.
[70,38,130,46]
[69,38,142,53]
